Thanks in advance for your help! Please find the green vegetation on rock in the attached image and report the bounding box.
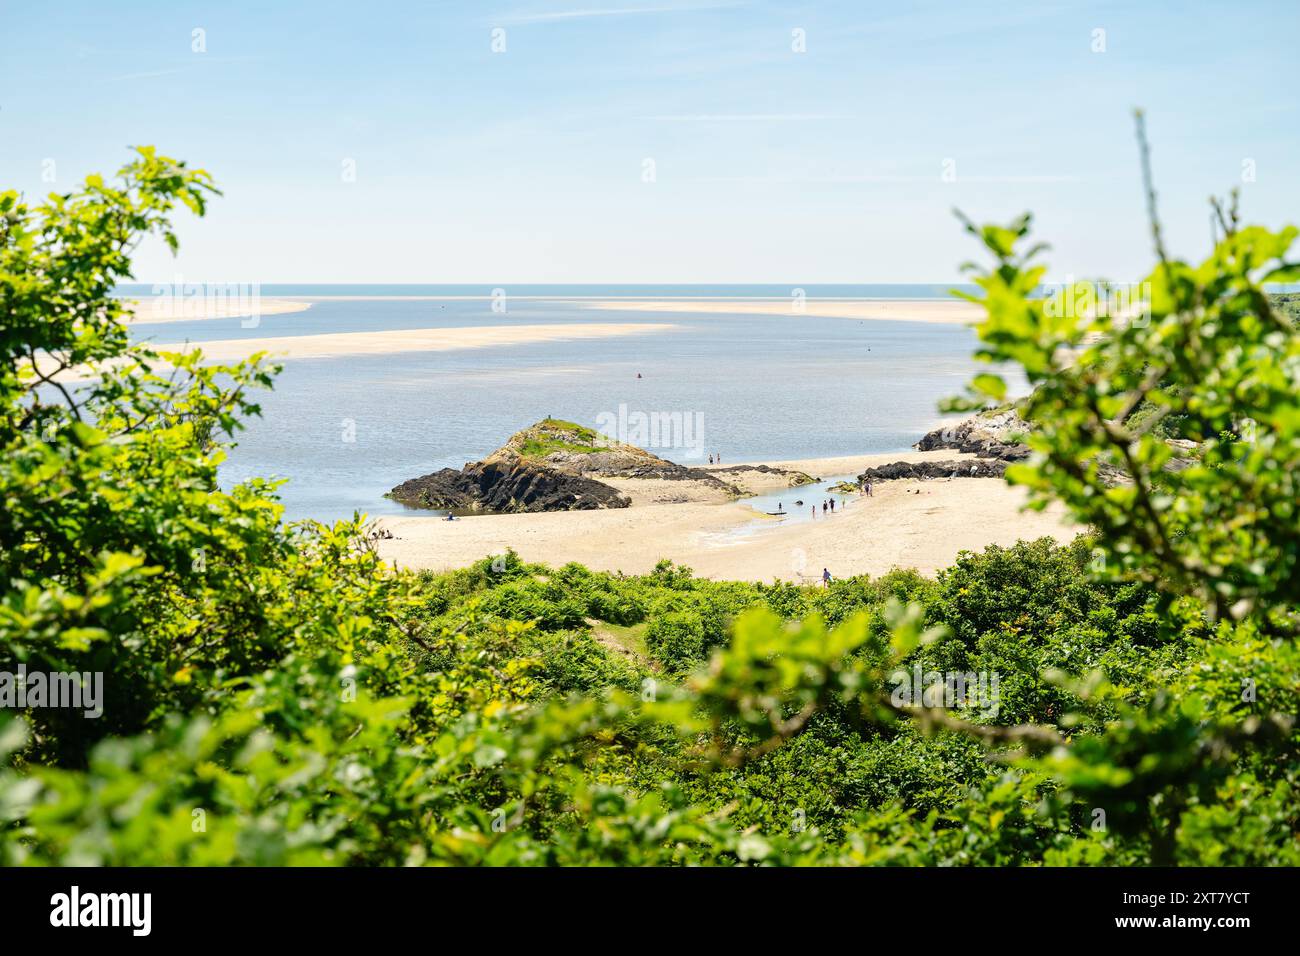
[513,418,614,459]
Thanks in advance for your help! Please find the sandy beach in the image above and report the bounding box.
[142,322,677,363]
[576,298,982,326]
[375,449,1080,583]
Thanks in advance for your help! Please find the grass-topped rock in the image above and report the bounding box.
[389,418,739,514]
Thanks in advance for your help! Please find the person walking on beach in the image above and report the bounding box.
[865,480,873,497]
[830,498,835,513]
[822,568,832,587]
[811,505,816,519]
[822,500,828,515]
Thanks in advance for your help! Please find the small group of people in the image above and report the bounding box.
[807,497,842,518]
[707,453,724,465]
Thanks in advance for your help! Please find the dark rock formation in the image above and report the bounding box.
[914,409,1032,462]
[857,459,1009,483]
[389,458,630,513]
[388,418,736,514]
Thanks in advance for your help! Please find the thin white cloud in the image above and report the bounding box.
[109,56,261,82]
[494,2,744,24]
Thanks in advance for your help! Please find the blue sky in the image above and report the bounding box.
[1,0,1296,282]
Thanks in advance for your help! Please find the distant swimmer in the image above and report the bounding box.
[637,373,642,378]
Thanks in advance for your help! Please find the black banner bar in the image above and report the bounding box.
[1,866,1282,941]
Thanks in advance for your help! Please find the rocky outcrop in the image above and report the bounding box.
[914,409,1032,462]
[388,418,736,514]
[848,408,1030,485]
[912,408,1196,485]
[858,459,1009,483]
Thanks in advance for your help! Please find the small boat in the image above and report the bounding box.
[766,511,788,517]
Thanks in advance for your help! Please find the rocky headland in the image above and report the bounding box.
[857,404,1197,486]
[911,408,1032,462]
[389,418,746,514]
[853,408,1032,486]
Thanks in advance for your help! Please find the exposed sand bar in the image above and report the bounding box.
[575,298,982,326]
[376,450,1081,583]
[151,322,678,362]
[41,321,678,381]
[122,297,312,324]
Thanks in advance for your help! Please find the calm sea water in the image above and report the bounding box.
[118,285,1017,523]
